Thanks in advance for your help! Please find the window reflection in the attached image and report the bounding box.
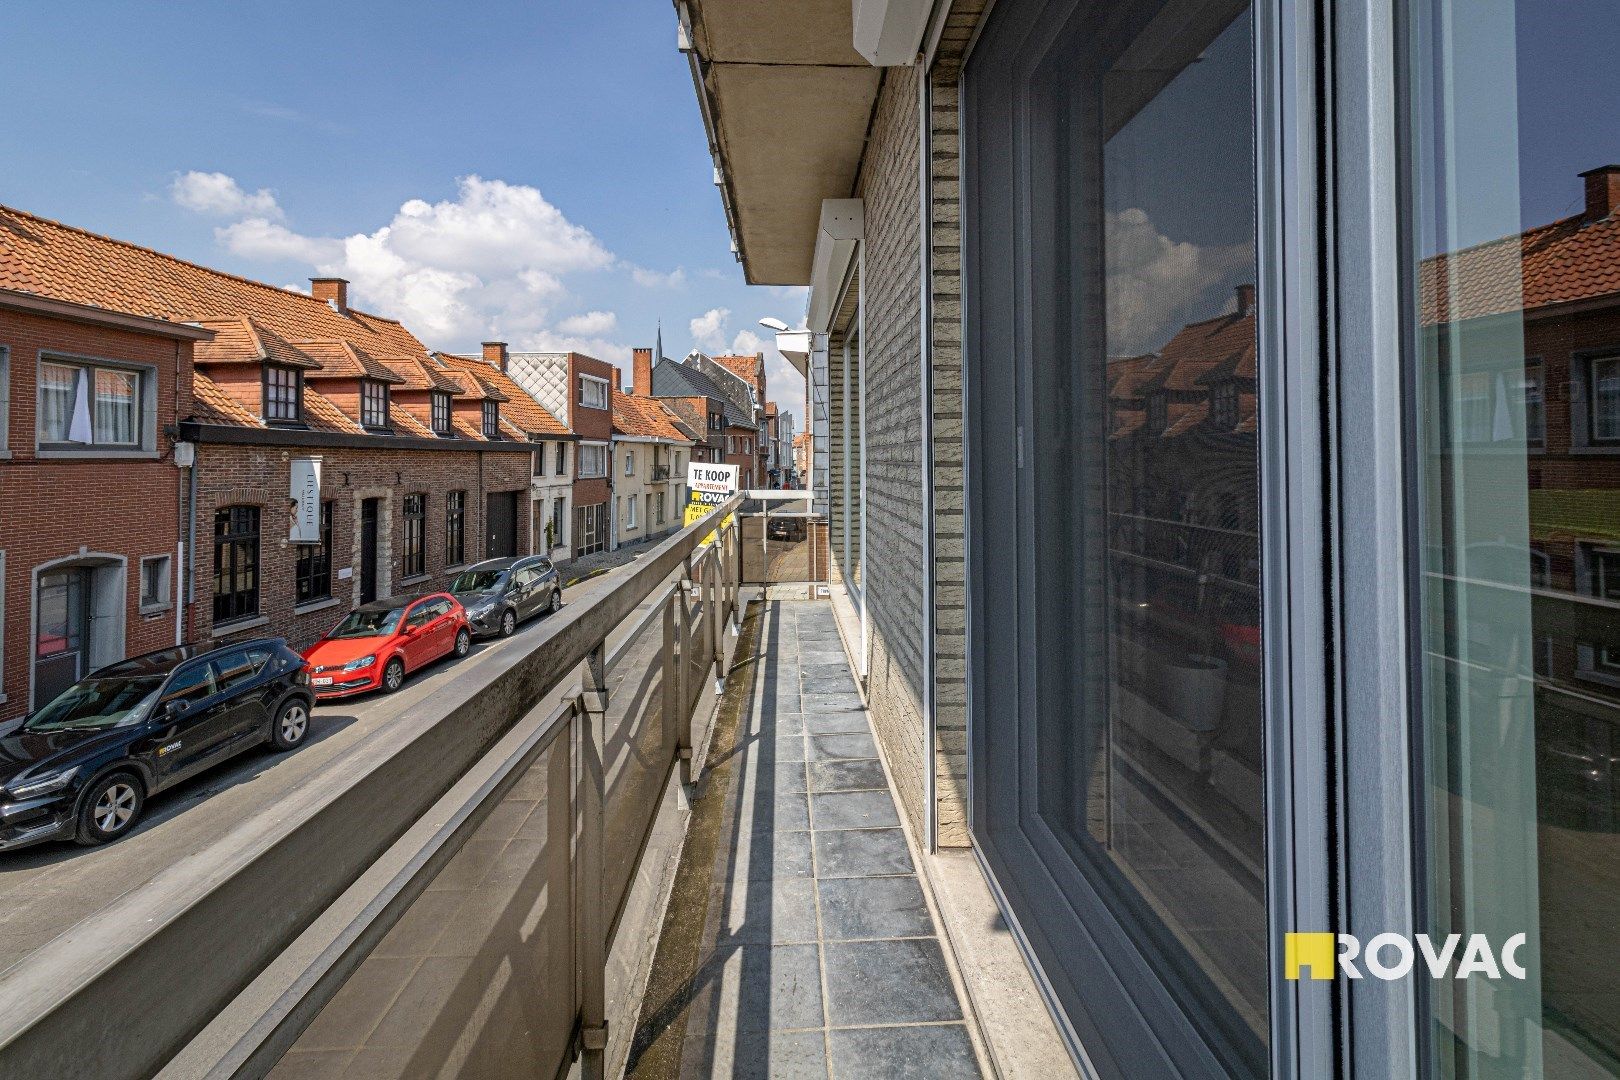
[1029,2,1265,1072]
[1408,0,1620,1072]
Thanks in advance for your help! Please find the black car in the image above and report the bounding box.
[0,639,314,852]
[450,555,563,638]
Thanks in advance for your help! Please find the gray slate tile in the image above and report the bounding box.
[808,758,889,792]
[811,790,902,831]
[822,939,964,1025]
[803,710,870,736]
[710,878,820,945]
[814,828,915,878]
[727,1029,829,1079]
[808,733,879,761]
[827,1025,979,1079]
[818,876,934,940]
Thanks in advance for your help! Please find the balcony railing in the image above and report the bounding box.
[649,464,672,481]
[0,497,746,1080]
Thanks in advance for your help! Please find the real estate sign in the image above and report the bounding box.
[685,462,739,526]
[289,457,323,543]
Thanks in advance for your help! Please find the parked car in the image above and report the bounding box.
[450,556,563,639]
[0,639,314,851]
[302,593,471,699]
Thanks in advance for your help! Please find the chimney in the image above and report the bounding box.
[633,348,654,396]
[1582,165,1620,224]
[613,366,624,394]
[1234,283,1256,317]
[310,277,349,315]
[481,341,508,372]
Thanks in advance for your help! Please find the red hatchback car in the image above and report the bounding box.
[302,593,471,699]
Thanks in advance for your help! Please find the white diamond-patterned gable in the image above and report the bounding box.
[505,354,570,423]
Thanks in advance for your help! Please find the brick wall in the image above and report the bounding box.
[0,308,192,722]
[850,62,934,844]
[926,2,989,845]
[192,442,531,652]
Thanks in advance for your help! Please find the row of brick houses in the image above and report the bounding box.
[0,205,741,723]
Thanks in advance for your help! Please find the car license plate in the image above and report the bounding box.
[313,676,334,686]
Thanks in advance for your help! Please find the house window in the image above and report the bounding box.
[402,494,425,578]
[265,366,303,424]
[709,412,722,431]
[625,449,636,476]
[295,501,333,605]
[549,496,566,549]
[446,490,466,567]
[431,391,452,436]
[626,495,638,531]
[1591,356,1620,443]
[482,401,500,438]
[656,491,666,525]
[213,505,260,624]
[361,380,390,430]
[1211,380,1239,430]
[555,442,567,475]
[139,554,172,611]
[579,375,609,410]
[1146,391,1168,435]
[579,443,609,478]
[0,346,9,454]
[38,359,146,448]
[1523,359,1545,446]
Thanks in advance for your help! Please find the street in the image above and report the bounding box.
[0,553,667,980]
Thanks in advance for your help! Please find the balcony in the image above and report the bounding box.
[0,497,1040,1079]
[649,464,672,482]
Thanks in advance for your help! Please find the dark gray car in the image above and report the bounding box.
[449,556,562,639]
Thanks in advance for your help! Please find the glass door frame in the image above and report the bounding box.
[957,0,1425,1075]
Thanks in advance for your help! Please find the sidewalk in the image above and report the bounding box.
[628,599,983,1079]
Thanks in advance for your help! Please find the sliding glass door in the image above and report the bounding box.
[965,0,1268,1073]
[1402,0,1620,1074]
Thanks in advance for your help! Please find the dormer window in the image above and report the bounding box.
[264,365,303,425]
[1210,379,1239,430]
[361,379,390,431]
[431,391,452,436]
[482,401,500,438]
[1146,391,1168,435]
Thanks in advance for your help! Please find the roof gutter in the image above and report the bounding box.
[179,422,539,453]
[0,288,216,340]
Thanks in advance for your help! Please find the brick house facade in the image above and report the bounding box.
[507,351,616,558]
[0,292,206,722]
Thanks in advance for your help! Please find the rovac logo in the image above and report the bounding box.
[1284,933,1528,981]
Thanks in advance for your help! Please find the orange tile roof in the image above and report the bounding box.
[1420,212,1620,325]
[613,389,692,442]
[1154,310,1256,390]
[712,353,764,386]
[294,339,406,384]
[192,374,261,427]
[435,353,570,437]
[389,407,435,439]
[0,204,432,364]
[303,389,365,435]
[193,316,322,369]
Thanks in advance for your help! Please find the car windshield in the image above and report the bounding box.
[328,607,405,639]
[451,569,507,593]
[24,675,164,733]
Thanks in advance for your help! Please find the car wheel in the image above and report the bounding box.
[499,608,517,637]
[549,588,562,614]
[76,772,144,846]
[272,698,311,751]
[382,656,406,693]
[454,628,472,658]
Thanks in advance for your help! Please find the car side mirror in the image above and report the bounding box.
[403,624,420,638]
[166,699,191,718]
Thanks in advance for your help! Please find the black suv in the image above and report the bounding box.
[450,555,563,639]
[0,639,314,851]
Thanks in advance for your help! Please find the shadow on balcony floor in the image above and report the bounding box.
[627,599,981,1080]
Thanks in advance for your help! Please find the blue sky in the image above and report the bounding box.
[2,0,807,421]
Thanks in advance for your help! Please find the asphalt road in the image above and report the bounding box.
[0,554,671,978]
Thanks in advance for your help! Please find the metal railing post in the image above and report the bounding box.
[706,547,726,688]
[576,644,608,1080]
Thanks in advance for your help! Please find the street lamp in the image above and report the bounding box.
[757,316,789,332]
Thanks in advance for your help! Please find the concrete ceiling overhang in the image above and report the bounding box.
[685,0,882,286]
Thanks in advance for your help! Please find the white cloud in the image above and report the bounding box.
[177,170,630,353]
[515,329,632,366]
[1104,207,1251,354]
[631,265,687,289]
[217,218,341,264]
[690,307,731,351]
[171,171,284,220]
[557,310,618,336]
